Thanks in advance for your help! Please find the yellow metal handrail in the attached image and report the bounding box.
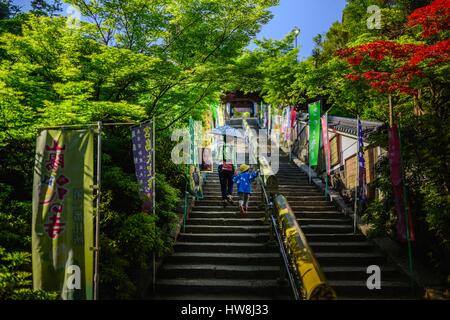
[242,118,336,300]
[273,195,336,300]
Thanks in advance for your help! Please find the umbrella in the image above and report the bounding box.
[211,125,244,161]
[211,125,245,139]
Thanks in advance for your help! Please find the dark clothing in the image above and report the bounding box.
[218,163,234,200]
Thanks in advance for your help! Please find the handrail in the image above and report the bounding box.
[244,118,301,300]
[243,118,336,300]
[273,194,336,300]
[271,214,301,300]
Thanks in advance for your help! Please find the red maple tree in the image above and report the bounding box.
[337,0,450,96]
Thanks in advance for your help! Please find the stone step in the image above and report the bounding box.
[276,180,311,184]
[300,224,354,234]
[203,183,261,188]
[284,200,332,206]
[156,278,283,295]
[177,233,270,243]
[191,206,264,212]
[277,185,319,189]
[202,192,262,196]
[183,225,270,234]
[321,266,405,281]
[158,264,280,280]
[167,252,280,265]
[282,195,328,201]
[187,218,267,226]
[303,233,367,242]
[293,211,345,218]
[190,208,265,213]
[154,293,290,300]
[189,212,266,219]
[298,218,351,225]
[329,280,414,298]
[174,242,277,253]
[314,252,386,265]
[308,241,374,253]
[277,191,323,196]
[195,200,265,206]
[290,206,338,212]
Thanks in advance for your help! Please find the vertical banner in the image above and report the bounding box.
[357,120,367,204]
[188,117,203,198]
[217,105,225,127]
[131,121,154,213]
[284,107,292,142]
[32,129,94,300]
[308,101,321,166]
[321,114,331,175]
[389,125,415,242]
[211,103,218,127]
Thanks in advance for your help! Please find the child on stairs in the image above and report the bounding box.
[233,164,260,214]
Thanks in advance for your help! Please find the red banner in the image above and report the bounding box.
[388,125,414,242]
[321,115,331,176]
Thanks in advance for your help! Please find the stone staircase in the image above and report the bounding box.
[155,118,418,300]
[155,119,289,300]
[275,153,419,299]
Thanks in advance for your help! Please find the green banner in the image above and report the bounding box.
[32,129,94,300]
[308,101,321,166]
[211,102,218,122]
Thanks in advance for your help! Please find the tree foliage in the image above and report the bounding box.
[228,0,449,272]
[0,0,278,299]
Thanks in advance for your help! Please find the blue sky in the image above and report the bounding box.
[13,0,347,59]
[253,0,347,59]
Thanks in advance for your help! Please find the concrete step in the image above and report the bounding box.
[283,200,332,206]
[174,242,277,253]
[202,192,262,196]
[167,252,280,265]
[192,206,264,212]
[189,210,265,216]
[283,195,328,201]
[329,280,414,298]
[156,278,283,296]
[298,218,352,225]
[300,224,354,234]
[203,183,261,189]
[278,191,323,196]
[321,266,406,281]
[183,225,270,234]
[189,212,266,219]
[277,186,319,191]
[303,233,368,242]
[187,218,267,226]
[177,233,270,243]
[158,264,280,280]
[196,199,263,204]
[277,179,312,183]
[314,252,386,265]
[290,205,338,212]
[293,211,345,218]
[154,293,291,300]
[308,241,374,253]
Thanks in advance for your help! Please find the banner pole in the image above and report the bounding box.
[152,116,156,294]
[325,112,329,201]
[153,116,156,215]
[94,121,102,300]
[308,119,311,185]
[354,116,359,234]
[397,121,414,288]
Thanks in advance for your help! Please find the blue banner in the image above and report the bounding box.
[357,119,367,204]
[131,121,154,212]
